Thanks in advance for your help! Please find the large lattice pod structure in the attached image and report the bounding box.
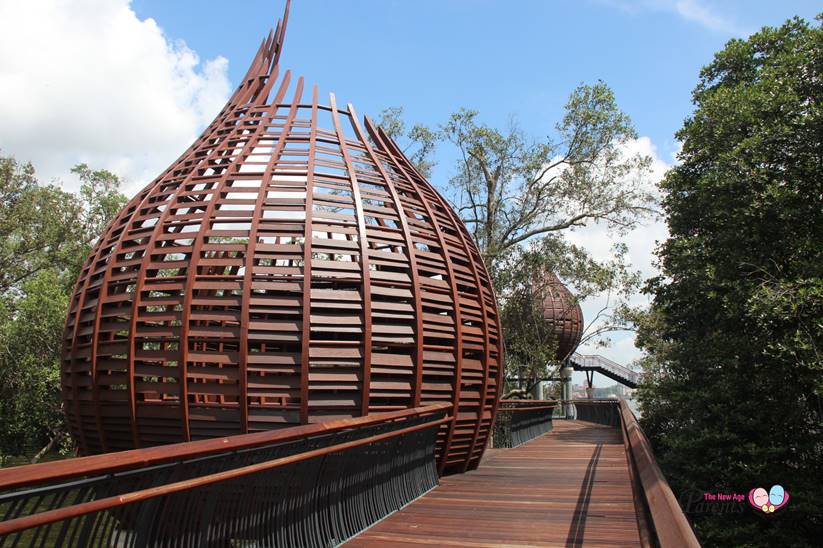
[61,3,501,475]
[541,272,584,361]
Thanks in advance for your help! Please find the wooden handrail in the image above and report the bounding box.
[618,400,700,548]
[496,405,557,412]
[0,403,451,491]
[0,413,450,536]
[498,399,559,404]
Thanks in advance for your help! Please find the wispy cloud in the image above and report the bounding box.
[595,0,749,36]
[0,0,231,195]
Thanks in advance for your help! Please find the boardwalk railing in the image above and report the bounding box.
[572,399,700,548]
[492,400,558,448]
[0,404,450,548]
[572,398,622,426]
[570,353,640,388]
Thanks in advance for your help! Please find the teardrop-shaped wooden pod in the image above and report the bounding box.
[541,272,584,360]
[61,1,502,475]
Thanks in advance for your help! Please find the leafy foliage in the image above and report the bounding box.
[378,83,653,392]
[375,107,439,179]
[637,15,823,546]
[500,238,641,395]
[0,154,126,463]
[441,83,654,269]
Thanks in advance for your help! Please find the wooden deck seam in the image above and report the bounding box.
[346,420,643,547]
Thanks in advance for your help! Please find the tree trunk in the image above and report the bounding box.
[30,432,64,464]
[502,388,530,399]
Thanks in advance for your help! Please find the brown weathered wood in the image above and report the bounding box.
[0,403,450,492]
[0,413,451,537]
[59,1,501,475]
[619,400,700,548]
[347,420,643,547]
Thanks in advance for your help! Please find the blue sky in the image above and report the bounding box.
[2,0,819,387]
[131,0,819,165]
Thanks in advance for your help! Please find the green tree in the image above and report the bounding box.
[375,107,439,178]
[500,238,640,397]
[637,15,823,546]
[0,154,126,463]
[0,271,70,464]
[0,157,80,295]
[440,83,654,273]
[379,82,653,392]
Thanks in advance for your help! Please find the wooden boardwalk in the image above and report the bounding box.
[346,420,643,547]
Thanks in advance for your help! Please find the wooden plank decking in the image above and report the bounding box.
[346,420,643,547]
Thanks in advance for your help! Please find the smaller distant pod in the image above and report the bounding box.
[540,272,583,360]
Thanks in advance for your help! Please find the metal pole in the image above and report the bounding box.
[560,363,574,418]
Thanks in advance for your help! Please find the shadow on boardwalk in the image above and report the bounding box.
[347,421,642,547]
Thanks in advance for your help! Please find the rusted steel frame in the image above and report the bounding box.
[365,121,464,474]
[0,403,451,492]
[0,413,449,536]
[346,106,424,408]
[299,85,319,424]
[328,94,373,416]
[618,400,700,547]
[238,73,302,433]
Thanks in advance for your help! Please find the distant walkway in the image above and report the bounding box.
[346,420,642,547]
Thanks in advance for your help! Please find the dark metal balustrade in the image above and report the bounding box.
[492,400,557,448]
[0,404,450,547]
[573,398,622,427]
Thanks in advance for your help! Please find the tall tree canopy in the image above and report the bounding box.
[378,82,653,391]
[0,155,126,463]
[637,15,822,546]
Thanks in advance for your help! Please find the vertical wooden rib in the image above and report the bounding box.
[63,255,93,452]
[386,130,498,471]
[329,94,373,416]
[299,85,319,425]
[65,206,135,452]
[168,49,282,440]
[119,35,281,445]
[87,189,154,451]
[349,108,424,407]
[238,72,300,433]
[61,0,503,472]
[367,121,464,473]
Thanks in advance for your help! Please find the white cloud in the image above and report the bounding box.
[567,136,670,377]
[673,0,745,35]
[595,0,748,36]
[0,0,231,195]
